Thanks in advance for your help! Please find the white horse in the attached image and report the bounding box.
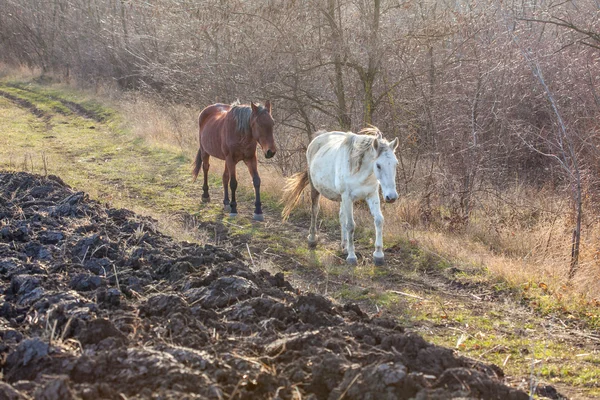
[282,128,399,265]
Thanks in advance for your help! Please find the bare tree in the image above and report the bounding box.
[506,8,585,278]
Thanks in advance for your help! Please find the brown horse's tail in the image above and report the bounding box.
[192,110,208,183]
[281,170,310,221]
[191,147,202,183]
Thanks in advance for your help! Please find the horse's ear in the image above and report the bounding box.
[265,100,272,113]
[251,102,259,113]
[390,137,399,151]
[372,138,379,152]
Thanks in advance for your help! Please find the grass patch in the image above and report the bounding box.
[1,84,71,115]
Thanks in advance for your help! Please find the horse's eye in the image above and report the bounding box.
[376,164,381,170]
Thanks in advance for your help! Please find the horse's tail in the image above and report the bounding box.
[192,110,209,183]
[191,147,202,183]
[281,170,310,221]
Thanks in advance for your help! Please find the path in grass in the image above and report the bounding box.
[1,79,598,399]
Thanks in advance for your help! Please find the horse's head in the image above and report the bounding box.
[372,135,399,203]
[250,101,276,159]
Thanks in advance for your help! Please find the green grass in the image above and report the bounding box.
[6,80,116,122]
[408,291,600,396]
[1,84,70,115]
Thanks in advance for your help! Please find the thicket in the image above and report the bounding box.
[2,0,600,281]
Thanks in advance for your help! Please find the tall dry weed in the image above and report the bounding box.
[0,63,42,80]
[119,96,197,154]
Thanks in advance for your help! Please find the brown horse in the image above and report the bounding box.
[192,100,276,221]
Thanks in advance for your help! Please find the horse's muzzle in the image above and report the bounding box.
[385,194,398,203]
[265,149,276,159]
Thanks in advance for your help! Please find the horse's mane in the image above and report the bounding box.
[312,126,388,172]
[230,100,267,134]
[358,126,382,137]
[345,126,384,172]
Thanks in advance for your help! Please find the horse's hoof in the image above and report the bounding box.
[224,205,231,213]
[346,256,358,265]
[307,240,318,248]
[373,256,385,266]
[202,197,210,203]
[229,213,238,217]
[253,213,264,222]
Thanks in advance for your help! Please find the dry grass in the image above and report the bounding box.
[0,64,42,80]
[380,187,600,305]
[119,95,197,154]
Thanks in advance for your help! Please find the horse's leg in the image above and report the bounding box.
[244,157,263,221]
[366,193,385,266]
[226,157,238,216]
[339,203,348,255]
[341,194,357,265]
[201,151,210,202]
[307,184,320,247]
[222,165,231,212]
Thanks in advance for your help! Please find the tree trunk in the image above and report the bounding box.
[327,0,351,130]
[569,172,582,280]
[363,0,380,126]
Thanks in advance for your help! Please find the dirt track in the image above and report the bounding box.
[0,171,532,399]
